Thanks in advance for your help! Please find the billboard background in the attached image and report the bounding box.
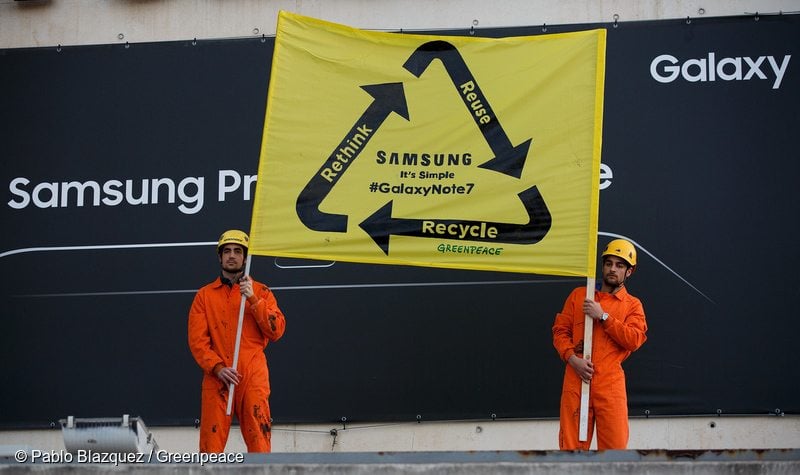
[1,14,798,428]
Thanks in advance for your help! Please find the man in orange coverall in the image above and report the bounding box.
[552,238,647,450]
[188,229,286,453]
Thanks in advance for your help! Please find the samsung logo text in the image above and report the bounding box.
[7,169,256,215]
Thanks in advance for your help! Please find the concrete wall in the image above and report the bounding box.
[2,417,799,453]
[2,0,799,49]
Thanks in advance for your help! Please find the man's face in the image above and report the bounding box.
[602,255,632,288]
[219,244,245,273]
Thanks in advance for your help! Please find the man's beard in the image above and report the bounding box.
[604,273,624,289]
[222,261,244,274]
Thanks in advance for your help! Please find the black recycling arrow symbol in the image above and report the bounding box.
[296,83,410,232]
[359,185,551,255]
[403,40,531,179]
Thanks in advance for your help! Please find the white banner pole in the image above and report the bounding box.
[579,277,595,442]
[226,254,253,416]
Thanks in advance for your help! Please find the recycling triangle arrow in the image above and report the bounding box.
[296,82,410,232]
[359,185,551,255]
[403,40,531,179]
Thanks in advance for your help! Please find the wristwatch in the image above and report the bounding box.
[600,312,609,322]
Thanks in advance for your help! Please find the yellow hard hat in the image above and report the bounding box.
[217,229,249,251]
[601,239,637,267]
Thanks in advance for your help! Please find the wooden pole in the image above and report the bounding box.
[226,254,253,416]
[579,277,595,441]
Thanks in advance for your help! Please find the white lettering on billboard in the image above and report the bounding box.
[650,53,790,89]
[8,175,207,215]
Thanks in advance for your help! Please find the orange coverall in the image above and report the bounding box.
[552,286,647,450]
[188,276,286,453]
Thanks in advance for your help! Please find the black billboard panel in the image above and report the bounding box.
[1,14,798,428]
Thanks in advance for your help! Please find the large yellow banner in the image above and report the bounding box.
[250,11,605,277]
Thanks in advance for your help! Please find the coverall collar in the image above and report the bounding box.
[600,285,629,300]
[217,273,239,288]
[596,279,630,298]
